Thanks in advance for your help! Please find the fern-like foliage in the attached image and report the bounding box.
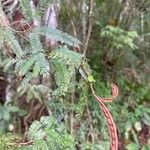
[49,47,82,98]
[17,25,81,89]
[20,0,54,20]
[26,84,49,102]
[0,27,24,58]
[29,33,50,75]
[19,33,50,77]
[0,0,82,106]
[0,117,74,150]
[21,116,75,150]
[50,47,82,67]
[101,25,138,49]
[35,27,81,47]
[52,60,75,97]
[75,81,88,118]
[0,57,16,72]
[0,133,19,150]
[17,42,82,99]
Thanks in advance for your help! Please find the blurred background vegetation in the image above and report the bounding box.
[0,0,150,150]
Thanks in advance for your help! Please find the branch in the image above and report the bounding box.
[82,0,94,57]
[8,140,33,146]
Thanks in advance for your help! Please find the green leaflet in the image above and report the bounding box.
[35,53,50,75]
[32,62,41,77]
[50,47,82,67]
[19,57,35,76]
[32,140,49,150]
[29,33,43,54]
[51,59,75,97]
[52,59,68,87]
[29,33,50,75]
[26,116,75,150]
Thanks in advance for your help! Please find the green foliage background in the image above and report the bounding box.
[0,0,149,150]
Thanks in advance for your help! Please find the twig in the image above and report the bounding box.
[67,0,77,37]
[70,92,75,135]
[86,105,96,143]
[0,1,32,41]
[82,0,94,57]
[8,140,33,146]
